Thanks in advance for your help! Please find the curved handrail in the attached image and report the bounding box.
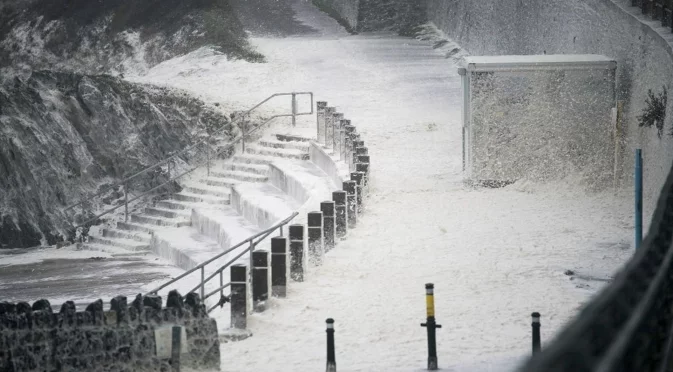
[147,211,299,300]
[63,92,313,228]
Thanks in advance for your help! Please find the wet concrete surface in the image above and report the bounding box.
[0,254,183,304]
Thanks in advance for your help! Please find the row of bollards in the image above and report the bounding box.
[325,286,544,371]
[227,101,372,350]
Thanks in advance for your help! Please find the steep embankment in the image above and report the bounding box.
[0,0,264,248]
[0,0,264,75]
[0,71,234,248]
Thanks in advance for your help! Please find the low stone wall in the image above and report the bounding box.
[309,142,348,188]
[0,292,219,372]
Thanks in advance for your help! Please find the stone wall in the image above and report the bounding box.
[312,0,425,34]
[0,291,220,371]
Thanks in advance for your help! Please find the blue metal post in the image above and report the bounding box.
[635,149,643,250]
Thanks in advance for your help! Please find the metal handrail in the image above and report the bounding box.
[147,212,299,304]
[63,92,313,228]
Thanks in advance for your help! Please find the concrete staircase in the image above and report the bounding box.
[80,134,313,257]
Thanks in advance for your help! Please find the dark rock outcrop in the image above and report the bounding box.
[0,70,235,248]
[0,0,264,74]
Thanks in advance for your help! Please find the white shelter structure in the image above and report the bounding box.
[458,55,618,188]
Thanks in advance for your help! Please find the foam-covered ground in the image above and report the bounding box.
[131,1,633,370]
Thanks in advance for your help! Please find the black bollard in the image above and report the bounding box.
[230,264,248,329]
[344,125,356,171]
[343,181,358,229]
[317,101,328,144]
[532,312,541,354]
[289,224,306,282]
[171,326,182,372]
[325,107,335,148]
[356,163,370,194]
[357,155,370,165]
[350,172,365,213]
[307,211,324,266]
[340,120,350,161]
[326,318,336,372]
[271,237,288,298]
[421,283,442,370]
[332,191,348,239]
[321,202,336,252]
[332,112,344,155]
[252,250,270,311]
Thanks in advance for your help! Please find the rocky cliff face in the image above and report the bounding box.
[0,70,234,248]
[0,0,264,75]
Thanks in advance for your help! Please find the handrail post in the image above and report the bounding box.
[168,161,172,198]
[292,93,297,127]
[219,271,224,297]
[200,266,205,300]
[206,140,211,177]
[124,182,129,222]
[249,240,255,279]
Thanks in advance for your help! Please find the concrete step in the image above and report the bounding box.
[258,139,311,151]
[130,214,190,227]
[88,236,151,251]
[144,207,191,219]
[222,162,269,175]
[203,177,240,188]
[245,146,309,160]
[79,243,151,257]
[172,192,230,205]
[275,133,313,143]
[102,228,151,243]
[156,200,194,210]
[232,154,277,165]
[210,170,268,183]
[183,183,232,198]
[117,221,158,234]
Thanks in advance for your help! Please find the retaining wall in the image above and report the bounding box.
[309,142,348,188]
[430,0,673,223]
[319,0,673,223]
[0,292,219,372]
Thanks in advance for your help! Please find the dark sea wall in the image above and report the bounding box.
[0,70,234,248]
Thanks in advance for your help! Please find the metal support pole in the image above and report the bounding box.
[292,93,297,127]
[532,312,541,355]
[420,283,441,370]
[200,267,205,300]
[168,161,173,198]
[206,142,211,177]
[219,271,224,296]
[171,326,182,372]
[124,182,128,222]
[635,149,643,250]
[249,240,255,276]
[326,318,336,372]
